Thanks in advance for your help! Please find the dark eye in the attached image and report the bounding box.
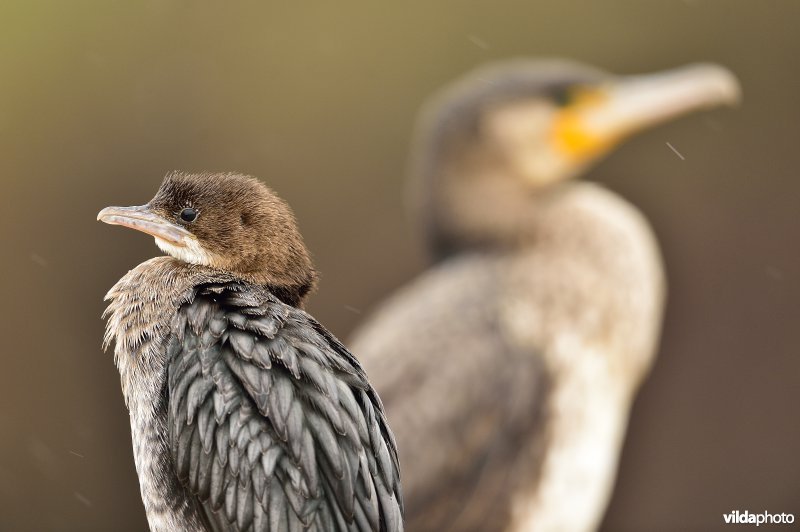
[179,207,198,223]
[552,88,575,108]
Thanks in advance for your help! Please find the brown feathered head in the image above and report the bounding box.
[98,172,317,303]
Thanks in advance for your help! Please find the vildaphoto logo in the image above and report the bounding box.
[723,510,795,526]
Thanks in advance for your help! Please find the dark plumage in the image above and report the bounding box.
[100,172,403,532]
[350,60,740,531]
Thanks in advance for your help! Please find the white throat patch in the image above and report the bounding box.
[154,236,215,267]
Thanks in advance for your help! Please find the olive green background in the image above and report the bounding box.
[0,1,797,531]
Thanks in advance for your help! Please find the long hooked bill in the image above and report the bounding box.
[97,205,193,247]
[568,63,741,148]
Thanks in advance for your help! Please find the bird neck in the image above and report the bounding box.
[497,181,666,391]
[418,162,593,261]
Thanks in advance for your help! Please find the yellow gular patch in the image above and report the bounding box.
[551,89,619,161]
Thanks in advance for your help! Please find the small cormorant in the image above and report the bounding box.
[99,172,403,532]
[350,60,740,532]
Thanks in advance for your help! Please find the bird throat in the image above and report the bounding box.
[154,235,217,268]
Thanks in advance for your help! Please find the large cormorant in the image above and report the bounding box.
[350,60,740,532]
[99,172,403,532]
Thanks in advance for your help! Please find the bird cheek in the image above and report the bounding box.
[513,144,578,188]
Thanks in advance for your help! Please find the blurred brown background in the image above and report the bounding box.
[0,1,797,531]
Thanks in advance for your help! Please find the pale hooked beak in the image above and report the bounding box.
[553,63,742,160]
[97,204,193,247]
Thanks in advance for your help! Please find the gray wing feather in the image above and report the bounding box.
[167,283,403,532]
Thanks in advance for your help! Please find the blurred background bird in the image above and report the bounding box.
[350,60,741,531]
